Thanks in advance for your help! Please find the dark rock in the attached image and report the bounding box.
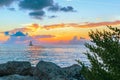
[0,61,84,80]
[33,61,65,80]
[29,67,36,76]
[63,64,83,80]
[0,63,10,76]
[0,74,39,80]
[0,61,31,76]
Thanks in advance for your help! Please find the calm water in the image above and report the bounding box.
[0,44,89,67]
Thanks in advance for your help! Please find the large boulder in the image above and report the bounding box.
[0,61,31,76]
[29,67,36,76]
[0,63,9,76]
[63,64,84,80]
[0,74,39,80]
[33,61,66,80]
[0,61,84,80]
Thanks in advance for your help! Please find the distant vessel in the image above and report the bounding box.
[29,41,33,46]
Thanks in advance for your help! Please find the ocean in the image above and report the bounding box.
[0,44,89,67]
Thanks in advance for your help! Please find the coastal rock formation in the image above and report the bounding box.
[63,64,84,80]
[0,61,31,76]
[0,74,39,80]
[33,61,66,80]
[0,61,84,80]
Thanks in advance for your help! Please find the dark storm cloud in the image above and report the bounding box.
[19,0,53,10]
[0,0,15,7]
[29,11,45,19]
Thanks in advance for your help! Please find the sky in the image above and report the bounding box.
[0,0,120,45]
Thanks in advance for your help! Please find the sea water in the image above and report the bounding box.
[0,44,89,67]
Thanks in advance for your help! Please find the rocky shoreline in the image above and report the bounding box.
[0,61,84,80]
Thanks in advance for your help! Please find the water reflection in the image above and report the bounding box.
[0,45,88,67]
[26,46,43,66]
[27,46,43,53]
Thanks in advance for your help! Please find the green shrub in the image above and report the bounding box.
[78,26,120,80]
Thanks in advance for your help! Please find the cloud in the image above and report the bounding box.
[48,15,57,18]
[2,30,36,44]
[33,35,55,38]
[60,6,75,12]
[19,0,76,19]
[8,23,42,34]
[8,7,15,11]
[29,11,45,19]
[44,23,66,29]
[7,21,120,35]
[80,20,120,28]
[48,4,75,12]
[10,31,27,37]
[48,3,60,12]
[19,0,53,19]
[4,36,32,44]
[0,0,15,7]
[0,0,76,20]
[3,33,55,44]
[19,0,53,10]
[4,31,9,36]
[69,36,87,44]
[3,31,33,44]
[44,20,120,29]
[0,32,9,43]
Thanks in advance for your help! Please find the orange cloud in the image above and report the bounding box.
[44,23,79,29]
[8,23,43,36]
[78,20,120,28]
[9,20,120,36]
[0,33,9,43]
[2,20,120,44]
[25,23,41,31]
[44,20,120,29]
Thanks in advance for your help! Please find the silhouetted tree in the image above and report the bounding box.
[78,26,120,80]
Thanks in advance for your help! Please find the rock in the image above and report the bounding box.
[0,63,10,76]
[0,61,84,80]
[51,76,68,80]
[33,61,65,80]
[63,64,83,80]
[0,61,31,76]
[0,74,39,80]
[29,67,36,76]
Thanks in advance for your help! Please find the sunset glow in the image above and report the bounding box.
[0,0,120,44]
